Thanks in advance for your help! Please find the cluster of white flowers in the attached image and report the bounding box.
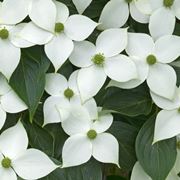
[0,0,180,179]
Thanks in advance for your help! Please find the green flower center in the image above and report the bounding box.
[1,157,11,168]
[146,54,157,65]
[87,130,97,140]
[178,107,180,113]
[92,53,105,66]
[177,141,180,149]
[125,0,133,3]
[64,88,74,99]
[163,0,174,7]
[0,28,9,39]
[54,23,64,33]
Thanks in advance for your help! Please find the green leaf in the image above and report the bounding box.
[107,175,127,180]
[136,115,177,180]
[102,84,152,116]
[10,46,50,122]
[109,121,138,170]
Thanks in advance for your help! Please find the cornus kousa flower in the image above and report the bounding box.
[98,0,150,30]
[61,105,119,167]
[135,0,180,40]
[0,74,27,130]
[0,121,58,180]
[69,28,137,102]
[108,33,180,100]
[72,0,92,14]
[20,1,98,72]
[43,70,98,125]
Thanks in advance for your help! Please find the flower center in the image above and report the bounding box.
[163,0,174,7]
[54,23,64,33]
[178,107,180,113]
[1,157,11,168]
[146,54,157,65]
[92,53,105,66]
[177,141,180,149]
[125,0,133,3]
[64,88,74,99]
[87,130,97,140]
[0,28,9,39]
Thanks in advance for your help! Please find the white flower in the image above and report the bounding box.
[0,121,58,180]
[131,162,180,180]
[135,0,180,40]
[61,105,119,167]
[72,0,92,14]
[98,0,150,30]
[0,74,27,130]
[151,87,180,143]
[69,28,137,102]
[20,1,98,71]
[108,33,180,100]
[0,0,34,79]
[43,70,98,125]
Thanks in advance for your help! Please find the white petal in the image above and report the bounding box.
[149,8,175,40]
[65,15,97,41]
[62,134,92,167]
[20,22,53,45]
[92,133,119,166]
[68,70,79,94]
[153,110,180,143]
[104,55,137,82]
[61,105,91,135]
[147,63,176,100]
[0,106,6,130]
[0,0,29,24]
[134,0,152,15]
[83,98,98,120]
[29,0,56,32]
[0,74,11,95]
[154,35,180,63]
[92,113,113,133]
[0,40,20,80]
[131,162,151,180]
[0,168,17,180]
[166,171,180,180]
[69,41,95,68]
[78,65,107,102]
[1,90,27,113]
[126,32,154,58]
[13,149,58,179]
[0,122,28,159]
[45,33,74,72]
[150,88,180,110]
[173,0,180,19]
[9,23,34,48]
[98,0,129,30]
[43,96,69,125]
[96,28,128,57]
[55,1,69,23]
[107,56,149,89]
[45,73,68,96]
[130,2,149,24]
[72,0,92,14]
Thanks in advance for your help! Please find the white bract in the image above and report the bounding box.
[20,1,98,72]
[0,74,27,130]
[61,105,119,167]
[108,33,180,100]
[0,121,58,180]
[69,28,137,102]
[135,0,180,40]
[72,0,92,14]
[43,71,98,125]
[0,0,34,79]
[98,0,149,30]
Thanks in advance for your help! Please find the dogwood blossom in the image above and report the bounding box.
[61,105,119,167]
[72,0,92,14]
[69,28,137,102]
[43,71,98,125]
[135,0,180,40]
[20,1,98,71]
[0,74,27,130]
[0,121,58,179]
[108,33,180,100]
[98,0,149,30]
